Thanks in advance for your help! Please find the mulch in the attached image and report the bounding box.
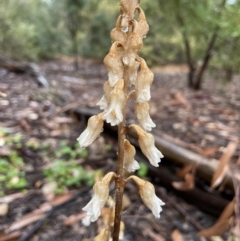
[0,58,239,240]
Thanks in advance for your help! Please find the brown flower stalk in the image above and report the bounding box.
[77,1,164,240]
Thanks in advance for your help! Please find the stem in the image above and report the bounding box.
[112,67,129,241]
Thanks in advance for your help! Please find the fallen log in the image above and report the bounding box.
[0,55,49,88]
[73,107,234,191]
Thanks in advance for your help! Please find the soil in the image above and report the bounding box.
[0,58,239,241]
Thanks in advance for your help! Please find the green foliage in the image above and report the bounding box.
[44,159,98,194]
[137,162,148,178]
[0,128,94,196]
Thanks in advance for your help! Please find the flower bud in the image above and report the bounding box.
[135,57,154,103]
[135,102,156,131]
[77,113,104,148]
[129,124,163,167]
[102,79,126,126]
[130,176,165,218]
[122,20,143,67]
[123,139,140,172]
[104,42,124,87]
[110,15,127,44]
[82,172,116,222]
[120,0,140,19]
[136,7,149,38]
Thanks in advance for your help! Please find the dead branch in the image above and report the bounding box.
[0,55,48,88]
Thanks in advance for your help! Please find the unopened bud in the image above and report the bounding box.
[110,15,127,44]
[123,139,140,172]
[93,228,110,241]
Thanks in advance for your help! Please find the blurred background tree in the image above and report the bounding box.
[0,0,239,88]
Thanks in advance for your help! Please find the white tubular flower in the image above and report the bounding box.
[102,79,126,126]
[77,113,104,149]
[96,81,113,110]
[129,124,163,167]
[82,172,116,223]
[123,139,140,173]
[135,57,154,103]
[103,41,124,87]
[135,102,156,131]
[130,176,165,218]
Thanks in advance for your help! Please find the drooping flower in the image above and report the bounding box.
[129,124,163,167]
[102,79,126,126]
[77,113,104,149]
[82,172,116,223]
[103,42,124,87]
[96,81,113,110]
[130,176,165,218]
[123,139,140,172]
[136,7,149,38]
[110,15,127,44]
[135,102,156,131]
[135,57,154,103]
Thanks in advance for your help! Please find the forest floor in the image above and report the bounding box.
[0,58,239,241]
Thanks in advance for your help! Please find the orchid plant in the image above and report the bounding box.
[77,1,164,240]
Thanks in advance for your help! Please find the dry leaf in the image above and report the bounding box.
[6,213,45,232]
[201,146,219,157]
[0,203,9,216]
[198,217,232,237]
[176,164,195,179]
[172,173,195,191]
[0,193,26,204]
[143,228,165,241]
[171,91,191,109]
[64,212,86,226]
[49,191,74,206]
[211,141,238,189]
[218,198,235,221]
[171,229,184,241]
[0,231,21,241]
